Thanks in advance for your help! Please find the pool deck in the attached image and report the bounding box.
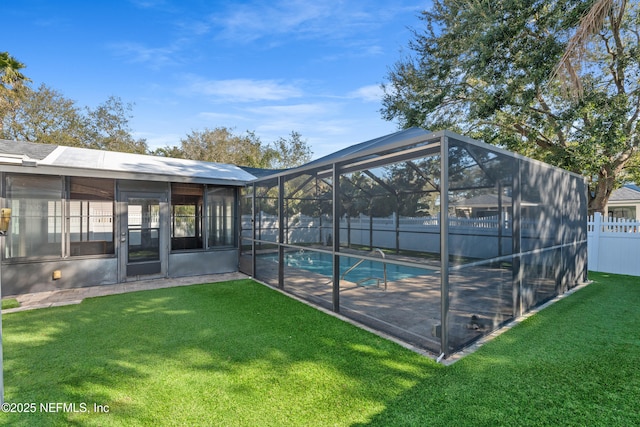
[252,252,524,355]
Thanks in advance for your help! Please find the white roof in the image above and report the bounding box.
[0,140,256,185]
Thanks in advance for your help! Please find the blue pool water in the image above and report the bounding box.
[260,251,434,284]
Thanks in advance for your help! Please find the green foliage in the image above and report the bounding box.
[85,96,148,154]
[267,131,312,169]
[382,0,640,212]
[2,84,89,146]
[176,127,269,167]
[155,128,312,169]
[0,52,30,135]
[1,84,148,154]
[0,52,30,87]
[624,152,640,185]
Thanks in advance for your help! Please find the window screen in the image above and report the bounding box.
[171,183,204,250]
[5,174,63,258]
[69,177,115,256]
[207,187,236,248]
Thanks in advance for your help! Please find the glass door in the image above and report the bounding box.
[125,196,161,277]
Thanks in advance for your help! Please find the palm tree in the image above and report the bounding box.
[552,0,627,97]
[1,52,31,135]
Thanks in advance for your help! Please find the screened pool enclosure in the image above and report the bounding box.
[240,128,588,357]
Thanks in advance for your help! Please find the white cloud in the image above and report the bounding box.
[197,111,248,122]
[246,103,332,117]
[108,41,183,68]
[185,77,304,102]
[208,0,404,44]
[212,1,334,42]
[135,131,183,149]
[348,84,384,102]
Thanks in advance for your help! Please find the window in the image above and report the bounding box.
[69,177,115,256]
[171,183,203,250]
[609,206,636,219]
[5,174,63,258]
[207,187,236,248]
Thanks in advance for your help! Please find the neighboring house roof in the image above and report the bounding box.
[0,140,58,160]
[0,139,257,185]
[609,184,640,202]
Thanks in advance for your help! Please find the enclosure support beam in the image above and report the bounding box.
[395,194,400,254]
[251,184,257,278]
[512,160,523,317]
[278,176,285,289]
[440,136,450,357]
[498,182,503,257]
[332,163,341,312]
[369,206,373,251]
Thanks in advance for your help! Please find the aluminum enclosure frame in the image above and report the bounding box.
[241,128,589,358]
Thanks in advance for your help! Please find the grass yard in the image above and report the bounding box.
[1,272,639,426]
[1,298,19,310]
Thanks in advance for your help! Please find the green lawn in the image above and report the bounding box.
[1,272,639,426]
[1,298,19,310]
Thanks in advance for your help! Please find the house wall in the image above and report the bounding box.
[607,202,640,220]
[168,249,238,277]
[2,257,118,296]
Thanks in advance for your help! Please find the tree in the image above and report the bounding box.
[152,145,185,158]
[86,96,148,154]
[624,153,640,185]
[0,52,30,135]
[2,84,148,153]
[267,131,312,169]
[159,128,313,169]
[381,0,640,214]
[178,127,268,167]
[2,84,91,146]
[552,0,627,98]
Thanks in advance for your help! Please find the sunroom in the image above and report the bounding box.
[0,139,255,296]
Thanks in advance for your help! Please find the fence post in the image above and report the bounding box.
[590,212,601,271]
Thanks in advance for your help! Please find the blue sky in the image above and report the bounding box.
[5,0,429,160]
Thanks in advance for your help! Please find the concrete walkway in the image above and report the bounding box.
[2,272,248,314]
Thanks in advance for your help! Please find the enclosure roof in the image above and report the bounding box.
[240,166,288,178]
[303,127,431,168]
[0,139,257,185]
[609,184,640,202]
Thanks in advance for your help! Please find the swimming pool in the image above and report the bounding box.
[259,250,434,284]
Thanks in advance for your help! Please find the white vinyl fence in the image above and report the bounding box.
[588,213,640,276]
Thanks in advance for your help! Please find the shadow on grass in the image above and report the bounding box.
[3,273,638,426]
[2,279,439,426]
[354,272,640,426]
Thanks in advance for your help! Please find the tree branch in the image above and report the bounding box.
[533,93,567,146]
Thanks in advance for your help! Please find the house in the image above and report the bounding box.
[608,184,640,219]
[0,139,256,296]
